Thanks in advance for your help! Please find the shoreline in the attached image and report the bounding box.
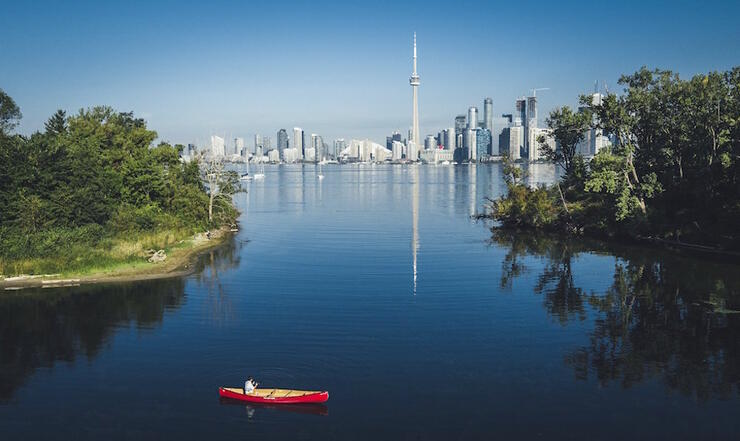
[0,228,234,291]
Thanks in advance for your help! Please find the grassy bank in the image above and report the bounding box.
[0,227,232,287]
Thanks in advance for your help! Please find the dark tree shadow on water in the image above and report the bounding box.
[0,235,242,402]
[490,228,740,402]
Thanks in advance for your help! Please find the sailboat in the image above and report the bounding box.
[317,160,324,180]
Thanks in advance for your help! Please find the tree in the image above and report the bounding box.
[0,88,22,135]
[44,109,67,136]
[539,105,591,177]
[199,155,240,224]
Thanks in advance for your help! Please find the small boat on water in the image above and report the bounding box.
[219,387,329,404]
[239,173,252,181]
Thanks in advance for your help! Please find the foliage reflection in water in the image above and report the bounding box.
[491,229,740,402]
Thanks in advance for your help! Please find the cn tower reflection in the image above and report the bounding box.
[411,165,419,295]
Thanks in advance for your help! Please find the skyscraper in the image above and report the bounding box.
[527,96,537,128]
[409,32,420,148]
[476,128,491,160]
[424,135,436,150]
[302,131,310,158]
[467,107,478,129]
[484,97,493,131]
[515,99,526,126]
[277,129,289,152]
[333,138,346,158]
[454,115,466,144]
[293,128,303,159]
[445,128,455,150]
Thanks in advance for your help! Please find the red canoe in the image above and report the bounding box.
[219,387,329,404]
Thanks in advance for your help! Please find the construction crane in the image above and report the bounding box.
[530,87,550,97]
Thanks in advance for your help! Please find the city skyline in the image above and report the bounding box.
[2,0,739,145]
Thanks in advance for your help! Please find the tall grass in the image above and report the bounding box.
[0,225,199,277]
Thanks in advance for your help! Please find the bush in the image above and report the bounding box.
[491,183,561,229]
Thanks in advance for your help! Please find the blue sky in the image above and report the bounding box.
[1,0,739,146]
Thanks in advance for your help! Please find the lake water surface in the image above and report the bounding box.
[2,164,739,440]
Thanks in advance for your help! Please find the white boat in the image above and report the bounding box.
[317,162,325,180]
[440,160,451,165]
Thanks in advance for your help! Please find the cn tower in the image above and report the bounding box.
[409,32,420,149]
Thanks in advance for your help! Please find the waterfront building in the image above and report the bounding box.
[254,134,263,156]
[333,139,346,159]
[467,107,478,129]
[341,139,392,162]
[444,128,455,150]
[420,148,454,163]
[235,137,245,156]
[515,99,526,127]
[407,140,419,161]
[392,141,404,161]
[293,128,304,159]
[304,147,316,162]
[508,126,524,160]
[476,128,492,160]
[464,129,477,161]
[410,33,420,148]
[211,135,225,157]
[484,98,493,131]
[456,133,463,151]
[268,149,280,163]
[424,135,436,151]
[281,147,300,163]
[386,131,403,150]
[302,131,310,158]
[277,129,289,152]
[454,115,466,136]
[499,128,510,156]
[311,134,324,162]
[528,127,554,161]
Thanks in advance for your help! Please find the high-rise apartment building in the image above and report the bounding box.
[277,129,289,152]
[467,107,478,130]
[454,115,466,135]
[484,98,493,131]
[293,128,304,159]
[476,128,491,159]
[515,99,526,126]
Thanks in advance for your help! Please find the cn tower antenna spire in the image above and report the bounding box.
[413,32,417,74]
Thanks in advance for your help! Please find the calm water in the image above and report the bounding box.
[2,164,739,440]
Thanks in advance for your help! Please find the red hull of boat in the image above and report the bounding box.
[218,387,329,404]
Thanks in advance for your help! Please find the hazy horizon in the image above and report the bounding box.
[2,0,739,146]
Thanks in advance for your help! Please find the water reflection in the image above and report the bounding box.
[411,165,419,295]
[218,397,329,417]
[191,236,243,325]
[0,278,185,402]
[0,235,240,402]
[491,229,740,401]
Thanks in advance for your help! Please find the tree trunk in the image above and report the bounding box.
[557,182,570,214]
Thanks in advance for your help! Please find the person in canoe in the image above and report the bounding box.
[244,376,259,394]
